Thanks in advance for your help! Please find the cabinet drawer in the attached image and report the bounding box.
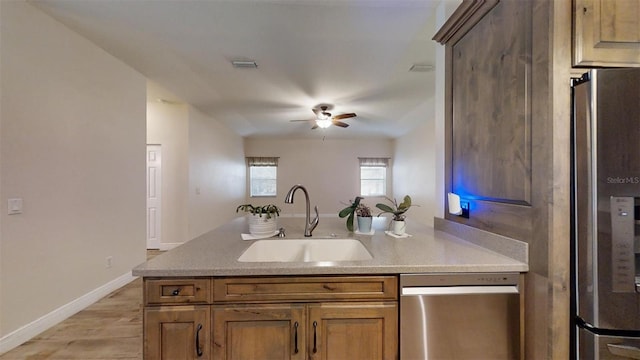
[145,278,212,305]
[213,276,398,303]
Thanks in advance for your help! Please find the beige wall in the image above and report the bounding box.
[188,107,246,239]
[393,101,437,227]
[147,84,246,243]
[147,97,190,249]
[434,0,458,220]
[244,138,393,217]
[0,0,146,338]
[390,1,457,228]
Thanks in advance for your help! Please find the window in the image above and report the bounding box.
[359,157,389,197]
[247,157,278,197]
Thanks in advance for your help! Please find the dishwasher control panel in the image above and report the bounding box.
[400,272,520,288]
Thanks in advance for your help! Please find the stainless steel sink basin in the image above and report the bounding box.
[237,238,373,263]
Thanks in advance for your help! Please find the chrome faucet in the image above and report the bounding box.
[284,184,319,237]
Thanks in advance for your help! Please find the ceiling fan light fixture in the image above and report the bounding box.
[316,119,332,128]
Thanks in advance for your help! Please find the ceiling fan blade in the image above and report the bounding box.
[312,108,321,116]
[332,120,349,128]
[289,119,311,122]
[311,123,319,130]
[332,113,356,120]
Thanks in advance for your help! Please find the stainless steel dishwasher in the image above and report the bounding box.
[400,273,522,360]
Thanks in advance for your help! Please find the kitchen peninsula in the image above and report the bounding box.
[133,216,528,359]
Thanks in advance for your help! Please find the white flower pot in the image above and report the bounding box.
[392,220,406,236]
[248,215,277,236]
[357,216,373,233]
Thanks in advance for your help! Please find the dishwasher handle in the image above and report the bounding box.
[402,285,519,296]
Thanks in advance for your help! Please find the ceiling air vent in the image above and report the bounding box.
[409,64,433,72]
[232,60,258,69]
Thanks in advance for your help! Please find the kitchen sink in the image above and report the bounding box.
[237,238,373,263]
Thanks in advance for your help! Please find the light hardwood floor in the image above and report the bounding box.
[0,251,162,360]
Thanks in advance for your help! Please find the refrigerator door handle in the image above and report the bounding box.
[607,344,640,359]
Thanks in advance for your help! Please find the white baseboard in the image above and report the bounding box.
[159,242,182,251]
[0,271,136,355]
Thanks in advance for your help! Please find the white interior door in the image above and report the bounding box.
[146,145,162,249]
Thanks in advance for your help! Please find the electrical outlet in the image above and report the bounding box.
[8,198,23,215]
[106,256,113,268]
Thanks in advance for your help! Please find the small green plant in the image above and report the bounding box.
[236,204,281,219]
[338,196,364,232]
[375,195,416,221]
[356,203,372,217]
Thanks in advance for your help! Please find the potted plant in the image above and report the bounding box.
[375,195,416,235]
[338,196,364,232]
[236,204,281,236]
[355,203,373,233]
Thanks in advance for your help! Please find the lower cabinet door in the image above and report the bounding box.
[212,304,306,360]
[308,302,398,360]
[144,305,210,360]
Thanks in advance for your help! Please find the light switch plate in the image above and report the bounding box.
[8,198,23,215]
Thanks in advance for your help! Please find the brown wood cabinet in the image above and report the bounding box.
[308,302,397,360]
[434,0,536,241]
[145,305,211,360]
[212,301,397,360]
[143,278,213,359]
[573,0,640,67]
[145,278,212,305]
[143,276,398,360]
[212,304,306,360]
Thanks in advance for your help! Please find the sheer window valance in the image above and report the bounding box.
[358,157,390,167]
[246,157,279,167]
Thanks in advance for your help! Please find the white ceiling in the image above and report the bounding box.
[30,0,446,139]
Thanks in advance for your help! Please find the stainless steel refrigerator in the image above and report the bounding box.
[572,68,640,359]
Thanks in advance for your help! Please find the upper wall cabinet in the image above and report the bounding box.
[574,0,640,67]
[449,0,531,206]
[433,0,548,241]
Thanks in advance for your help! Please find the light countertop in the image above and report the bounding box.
[133,216,528,277]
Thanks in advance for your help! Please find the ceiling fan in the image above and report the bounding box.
[290,105,357,129]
